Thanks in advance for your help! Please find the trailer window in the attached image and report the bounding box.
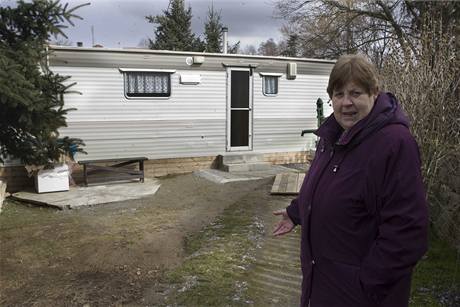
[263,76,279,96]
[123,72,171,98]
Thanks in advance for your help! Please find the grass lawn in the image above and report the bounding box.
[163,189,265,306]
[161,185,459,307]
[410,229,459,306]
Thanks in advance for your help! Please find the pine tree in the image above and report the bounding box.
[282,34,299,57]
[228,41,241,54]
[203,4,223,53]
[0,0,87,167]
[146,0,203,51]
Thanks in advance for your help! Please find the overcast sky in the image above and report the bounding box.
[1,0,285,49]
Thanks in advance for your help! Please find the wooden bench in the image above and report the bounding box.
[78,157,148,186]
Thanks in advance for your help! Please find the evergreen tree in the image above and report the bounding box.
[146,0,203,51]
[228,41,241,54]
[203,4,223,53]
[282,34,299,57]
[0,0,86,167]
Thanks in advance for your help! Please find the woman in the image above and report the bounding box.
[273,54,428,307]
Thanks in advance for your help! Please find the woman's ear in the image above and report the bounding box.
[374,86,380,95]
[371,87,379,100]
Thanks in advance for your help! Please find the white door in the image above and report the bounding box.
[226,67,253,151]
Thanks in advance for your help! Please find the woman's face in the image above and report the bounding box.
[332,82,376,130]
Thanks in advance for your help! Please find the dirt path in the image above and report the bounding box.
[8,169,456,306]
[1,174,278,306]
[246,202,302,306]
[145,177,303,307]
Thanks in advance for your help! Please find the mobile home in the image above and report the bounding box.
[1,46,334,190]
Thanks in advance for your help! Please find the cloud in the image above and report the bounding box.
[189,0,281,37]
[51,0,285,48]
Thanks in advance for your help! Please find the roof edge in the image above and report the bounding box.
[48,45,336,64]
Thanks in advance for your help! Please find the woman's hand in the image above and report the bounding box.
[272,209,295,236]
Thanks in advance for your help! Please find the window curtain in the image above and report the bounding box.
[264,76,278,94]
[126,72,169,94]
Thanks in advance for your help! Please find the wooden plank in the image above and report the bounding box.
[86,165,142,176]
[286,173,298,194]
[279,174,289,193]
[80,157,147,186]
[270,173,283,194]
[271,173,289,195]
[78,157,147,164]
[271,172,305,195]
[297,173,305,192]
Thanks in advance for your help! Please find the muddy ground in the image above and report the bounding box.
[0,173,301,306]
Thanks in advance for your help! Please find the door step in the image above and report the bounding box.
[218,154,272,172]
[221,162,272,172]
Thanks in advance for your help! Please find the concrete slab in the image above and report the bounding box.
[194,165,299,184]
[11,179,161,209]
[194,169,263,184]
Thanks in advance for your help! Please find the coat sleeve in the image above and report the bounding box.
[286,197,301,225]
[359,130,429,302]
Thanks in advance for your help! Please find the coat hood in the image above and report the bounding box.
[316,92,409,147]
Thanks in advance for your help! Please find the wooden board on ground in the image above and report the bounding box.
[271,173,305,195]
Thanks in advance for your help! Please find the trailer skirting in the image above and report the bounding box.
[0,151,313,193]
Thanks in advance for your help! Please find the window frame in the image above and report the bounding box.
[119,68,176,100]
[259,72,283,97]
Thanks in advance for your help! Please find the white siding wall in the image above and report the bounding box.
[52,66,330,161]
[253,74,331,153]
[54,66,227,160]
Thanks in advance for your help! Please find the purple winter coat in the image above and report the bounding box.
[286,92,428,307]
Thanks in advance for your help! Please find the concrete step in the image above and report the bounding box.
[222,162,272,172]
[219,153,266,165]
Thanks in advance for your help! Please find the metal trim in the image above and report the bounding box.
[258,72,283,77]
[119,68,176,73]
[49,45,336,64]
[222,63,259,68]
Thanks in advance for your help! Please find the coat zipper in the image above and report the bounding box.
[307,144,336,298]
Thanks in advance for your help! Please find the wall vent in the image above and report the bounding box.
[287,63,297,79]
